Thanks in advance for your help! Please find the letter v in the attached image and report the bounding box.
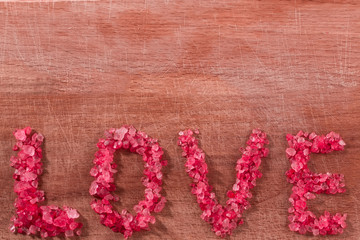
[178,129,269,237]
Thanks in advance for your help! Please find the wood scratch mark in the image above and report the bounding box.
[46,99,73,152]
[0,6,8,80]
[244,37,270,77]
[12,27,25,62]
[350,195,360,224]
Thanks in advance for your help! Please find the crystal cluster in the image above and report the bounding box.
[89,126,167,239]
[286,131,347,235]
[10,127,82,237]
[178,129,269,237]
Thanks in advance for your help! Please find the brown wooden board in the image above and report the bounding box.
[0,1,359,239]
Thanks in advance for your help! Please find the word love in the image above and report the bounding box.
[9,126,347,239]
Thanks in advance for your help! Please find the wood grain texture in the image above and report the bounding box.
[0,0,359,239]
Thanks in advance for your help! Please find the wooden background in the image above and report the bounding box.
[0,1,359,239]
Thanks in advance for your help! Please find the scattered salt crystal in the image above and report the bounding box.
[9,225,15,233]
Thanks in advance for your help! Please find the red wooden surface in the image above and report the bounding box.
[0,1,359,239]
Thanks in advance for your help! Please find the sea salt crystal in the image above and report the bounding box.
[286,148,296,157]
[22,145,35,156]
[14,129,27,141]
[66,208,80,219]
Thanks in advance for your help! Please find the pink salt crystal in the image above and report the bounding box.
[14,181,31,192]
[298,214,307,222]
[156,172,163,180]
[10,156,18,166]
[340,215,347,228]
[134,205,142,213]
[30,197,39,204]
[128,126,136,136]
[90,167,98,177]
[42,211,53,224]
[303,148,309,156]
[23,127,31,135]
[37,133,44,142]
[297,137,305,143]
[309,132,317,140]
[223,218,230,228]
[54,216,67,228]
[14,129,27,141]
[286,148,296,157]
[9,225,16,233]
[154,197,166,213]
[289,223,300,231]
[65,230,74,237]
[298,226,307,234]
[138,221,147,228]
[318,217,329,229]
[69,222,79,230]
[149,216,156,224]
[22,145,35,156]
[21,171,37,181]
[29,225,37,234]
[89,181,98,196]
[102,171,111,182]
[122,141,130,149]
[338,139,346,146]
[152,144,159,152]
[41,231,48,238]
[145,189,154,200]
[66,208,80,219]
[114,127,128,140]
[291,161,301,172]
[304,192,315,199]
